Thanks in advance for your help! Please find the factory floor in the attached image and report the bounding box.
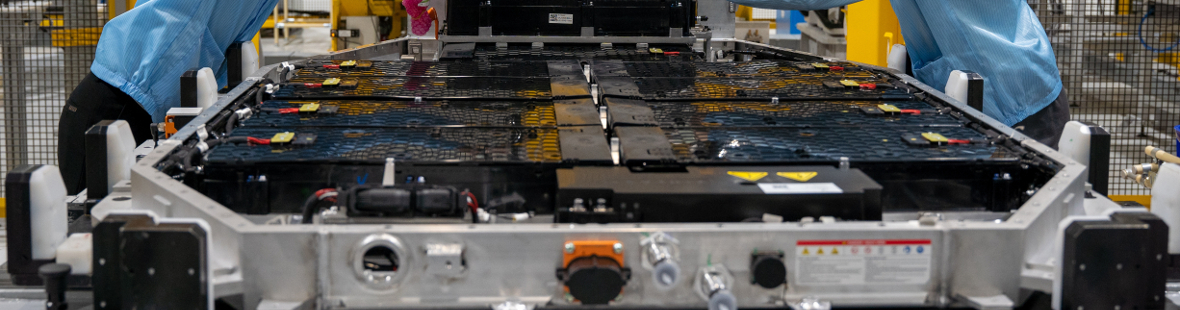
[259,27,333,66]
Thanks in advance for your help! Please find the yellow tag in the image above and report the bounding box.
[356,60,373,68]
[727,171,768,182]
[271,132,295,144]
[840,79,860,87]
[812,63,829,69]
[323,78,341,86]
[877,104,901,113]
[299,103,320,112]
[921,132,949,143]
[649,48,664,54]
[340,60,357,67]
[778,171,818,182]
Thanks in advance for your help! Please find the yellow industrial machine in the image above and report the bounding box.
[107,0,137,20]
[845,0,903,67]
[263,0,406,51]
[734,1,904,66]
[331,0,407,51]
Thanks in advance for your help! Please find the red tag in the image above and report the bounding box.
[948,139,971,145]
[277,108,300,114]
[664,51,680,56]
[859,83,877,90]
[900,109,922,115]
[304,83,322,88]
[830,66,844,71]
[323,64,340,69]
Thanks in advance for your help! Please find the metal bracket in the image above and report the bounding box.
[957,294,1015,310]
[791,296,831,310]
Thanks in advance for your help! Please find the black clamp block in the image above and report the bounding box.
[1061,212,1168,310]
[93,214,208,310]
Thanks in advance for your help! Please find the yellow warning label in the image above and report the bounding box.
[817,248,824,255]
[271,132,295,144]
[778,171,818,182]
[831,248,839,255]
[728,171,768,182]
[921,132,948,143]
[299,103,320,113]
[877,104,901,113]
[802,248,810,255]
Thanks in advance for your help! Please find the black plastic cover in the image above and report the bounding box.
[556,165,883,222]
[356,188,413,214]
[445,0,693,37]
[1061,212,1167,310]
[416,188,459,214]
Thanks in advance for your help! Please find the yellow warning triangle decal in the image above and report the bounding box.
[831,247,839,255]
[817,248,824,255]
[802,248,810,255]
[778,171,818,182]
[728,171,768,182]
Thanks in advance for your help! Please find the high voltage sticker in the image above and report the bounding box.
[778,171,818,182]
[728,171,768,182]
[795,239,932,285]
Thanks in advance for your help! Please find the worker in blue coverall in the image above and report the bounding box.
[729,0,1070,148]
[58,0,280,194]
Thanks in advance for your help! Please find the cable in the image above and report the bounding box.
[1138,6,1179,52]
[300,188,339,224]
[463,191,478,213]
[255,83,267,105]
[204,136,249,148]
[224,113,239,134]
[247,137,271,145]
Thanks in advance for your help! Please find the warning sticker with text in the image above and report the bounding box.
[795,239,932,285]
[548,13,574,24]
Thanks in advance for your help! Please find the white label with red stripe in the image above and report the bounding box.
[794,239,932,285]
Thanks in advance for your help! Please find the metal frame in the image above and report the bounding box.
[90,1,1088,307]
[90,46,1086,310]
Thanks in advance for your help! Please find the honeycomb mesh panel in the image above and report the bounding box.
[275,77,554,99]
[471,44,699,61]
[207,127,563,164]
[603,77,910,100]
[658,126,1008,163]
[295,60,558,77]
[602,61,881,78]
[636,101,961,127]
[246,100,559,128]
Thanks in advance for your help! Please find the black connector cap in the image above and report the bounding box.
[416,188,458,214]
[356,188,412,214]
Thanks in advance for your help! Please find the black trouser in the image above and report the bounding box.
[1013,88,1071,149]
[58,73,153,195]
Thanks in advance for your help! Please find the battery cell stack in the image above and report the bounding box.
[200,44,1047,221]
[590,59,1031,214]
[203,58,610,215]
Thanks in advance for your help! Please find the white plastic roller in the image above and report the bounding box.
[1150,163,1180,253]
[28,166,68,259]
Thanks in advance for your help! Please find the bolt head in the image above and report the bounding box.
[564,242,575,253]
[613,243,624,254]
